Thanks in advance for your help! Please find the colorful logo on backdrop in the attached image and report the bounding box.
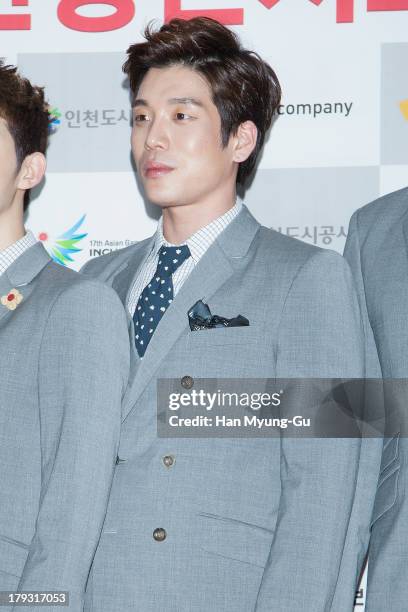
[48,107,62,133]
[38,215,88,266]
[400,99,408,120]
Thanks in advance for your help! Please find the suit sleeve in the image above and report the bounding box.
[80,258,97,276]
[14,280,130,611]
[255,249,372,612]
[343,212,382,378]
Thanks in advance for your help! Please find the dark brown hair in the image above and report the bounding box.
[0,60,50,210]
[123,17,281,185]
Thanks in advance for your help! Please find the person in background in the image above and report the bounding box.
[344,187,408,611]
[0,61,130,611]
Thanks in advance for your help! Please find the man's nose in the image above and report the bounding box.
[145,118,169,150]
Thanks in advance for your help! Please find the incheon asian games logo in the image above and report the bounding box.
[38,215,88,267]
[400,99,408,120]
[48,107,61,133]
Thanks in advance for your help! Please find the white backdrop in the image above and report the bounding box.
[2,1,408,608]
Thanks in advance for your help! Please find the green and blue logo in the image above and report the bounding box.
[39,215,88,267]
[48,107,61,133]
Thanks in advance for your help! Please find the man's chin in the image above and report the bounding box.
[150,201,175,209]
[145,190,184,209]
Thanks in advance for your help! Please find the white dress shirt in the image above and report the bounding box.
[0,230,37,278]
[128,200,242,316]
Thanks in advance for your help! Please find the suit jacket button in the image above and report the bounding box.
[181,375,194,389]
[153,528,167,542]
[162,455,175,468]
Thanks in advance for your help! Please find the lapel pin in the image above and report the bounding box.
[1,288,23,311]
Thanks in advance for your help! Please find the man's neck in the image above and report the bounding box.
[0,207,25,252]
[161,193,237,245]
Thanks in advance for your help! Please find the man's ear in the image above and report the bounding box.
[16,152,46,191]
[232,121,258,163]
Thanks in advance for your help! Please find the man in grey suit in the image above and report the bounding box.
[344,186,408,611]
[0,63,130,610]
[82,18,381,611]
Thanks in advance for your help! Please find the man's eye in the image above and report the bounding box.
[134,114,149,122]
[175,112,190,120]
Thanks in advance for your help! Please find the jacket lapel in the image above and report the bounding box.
[0,242,51,326]
[121,205,260,422]
[111,240,153,308]
[0,273,16,325]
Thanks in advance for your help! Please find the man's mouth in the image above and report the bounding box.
[143,161,175,179]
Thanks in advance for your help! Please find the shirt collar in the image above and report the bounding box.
[151,199,243,264]
[0,230,37,277]
[0,230,37,254]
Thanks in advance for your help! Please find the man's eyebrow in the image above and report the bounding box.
[132,97,204,108]
[168,97,204,107]
[132,98,148,108]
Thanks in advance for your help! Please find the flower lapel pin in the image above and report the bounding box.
[1,288,23,311]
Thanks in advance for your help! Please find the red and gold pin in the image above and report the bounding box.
[1,288,23,311]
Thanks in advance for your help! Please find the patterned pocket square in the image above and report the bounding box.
[188,299,249,331]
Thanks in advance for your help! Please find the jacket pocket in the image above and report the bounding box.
[188,326,258,347]
[196,512,273,568]
[0,535,29,578]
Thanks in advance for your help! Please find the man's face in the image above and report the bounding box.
[131,64,237,209]
[0,118,19,215]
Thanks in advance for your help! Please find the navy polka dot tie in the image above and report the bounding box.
[133,244,191,356]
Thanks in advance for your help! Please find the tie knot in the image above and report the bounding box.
[156,244,191,276]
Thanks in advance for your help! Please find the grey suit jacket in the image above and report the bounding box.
[82,204,380,612]
[344,187,408,612]
[0,242,130,611]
